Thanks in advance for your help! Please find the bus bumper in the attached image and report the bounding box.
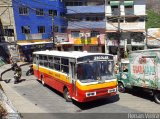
[73,86,117,102]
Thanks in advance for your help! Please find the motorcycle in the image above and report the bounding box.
[14,67,22,84]
[26,65,33,76]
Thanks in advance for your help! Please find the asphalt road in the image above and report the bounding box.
[2,65,160,116]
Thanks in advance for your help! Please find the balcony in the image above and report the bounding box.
[131,40,145,46]
[67,5,104,14]
[107,39,144,46]
[106,22,145,31]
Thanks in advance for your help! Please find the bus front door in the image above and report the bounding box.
[70,62,77,97]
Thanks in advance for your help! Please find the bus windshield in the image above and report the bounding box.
[77,61,114,83]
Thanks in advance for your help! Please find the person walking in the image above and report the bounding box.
[114,63,119,74]
[14,66,22,84]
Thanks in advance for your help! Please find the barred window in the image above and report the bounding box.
[21,26,30,34]
[36,8,44,16]
[19,7,28,15]
[49,10,57,16]
[38,26,45,33]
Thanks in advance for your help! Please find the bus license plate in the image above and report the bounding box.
[108,88,116,93]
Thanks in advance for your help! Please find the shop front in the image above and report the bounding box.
[17,42,53,62]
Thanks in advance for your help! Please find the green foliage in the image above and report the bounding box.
[146,10,160,29]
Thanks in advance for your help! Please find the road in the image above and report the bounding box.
[2,65,160,115]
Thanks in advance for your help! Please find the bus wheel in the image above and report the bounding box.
[118,82,125,93]
[63,88,72,102]
[154,91,160,104]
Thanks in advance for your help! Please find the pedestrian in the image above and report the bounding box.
[114,63,119,74]
[14,66,22,84]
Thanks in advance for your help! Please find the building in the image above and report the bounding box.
[147,28,160,48]
[105,0,146,59]
[0,0,15,43]
[60,0,106,53]
[1,0,67,61]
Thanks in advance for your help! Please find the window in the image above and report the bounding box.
[61,27,66,33]
[74,46,83,51]
[65,1,83,6]
[48,56,53,62]
[21,26,30,34]
[19,7,28,15]
[71,31,80,38]
[54,57,60,71]
[4,29,14,36]
[90,46,99,52]
[61,58,69,74]
[38,26,45,33]
[48,56,54,69]
[36,8,44,16]
[49,10,57,16]
[91,31,100,37]
[51,26,58,32]
[60,12,65,17]
[39,55,44,66]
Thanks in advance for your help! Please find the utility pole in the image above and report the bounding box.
[52,15,55,50]
[117,2,121,62]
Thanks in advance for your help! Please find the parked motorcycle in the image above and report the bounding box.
[26,65,33,76]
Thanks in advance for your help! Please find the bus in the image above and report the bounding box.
[32,50,117,102]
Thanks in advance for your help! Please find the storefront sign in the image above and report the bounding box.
[55,33,68,43]
[107,40,118,46]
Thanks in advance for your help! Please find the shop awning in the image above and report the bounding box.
[17,42,53,46]
[17,42,53,49]
[110,1,120,6]
[124,1,134,6]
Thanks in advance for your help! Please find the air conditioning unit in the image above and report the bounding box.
[79,33,84,37]
[85,33,91,37]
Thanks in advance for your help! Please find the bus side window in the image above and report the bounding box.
[39,55,44,66]
[33,54,36,64]
[48,56,54,69]
[61,58,69,74]
[54,57,60,71]
[43,55,48,68]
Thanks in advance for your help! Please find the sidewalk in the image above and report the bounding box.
[0,62,47,116]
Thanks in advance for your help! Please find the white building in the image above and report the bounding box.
[105,0,146,58]
[0,0,16,43]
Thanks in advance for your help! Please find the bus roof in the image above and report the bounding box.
[33,50,113,59]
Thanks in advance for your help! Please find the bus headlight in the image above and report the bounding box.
[86,92,96,97]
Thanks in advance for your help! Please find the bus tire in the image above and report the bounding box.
[63,88,72,102]
[154,91,160,104]
[118,82,125,93]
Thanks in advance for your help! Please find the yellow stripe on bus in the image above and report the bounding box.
[33,64,70,84]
